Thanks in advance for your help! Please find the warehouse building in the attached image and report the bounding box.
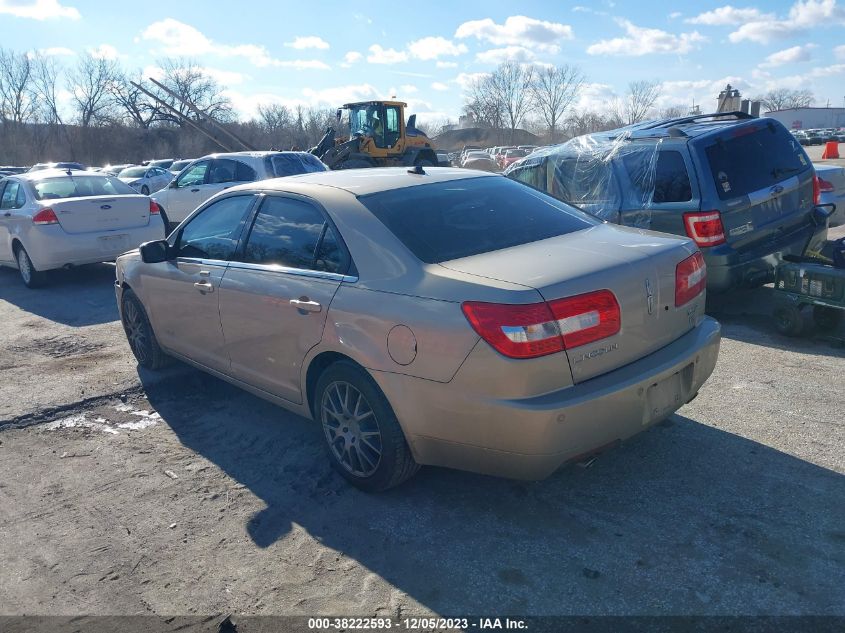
[762,107,845,129]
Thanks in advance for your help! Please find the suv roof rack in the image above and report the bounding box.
[638,111,755,130]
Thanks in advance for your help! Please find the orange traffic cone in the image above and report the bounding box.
[821,141,840,159]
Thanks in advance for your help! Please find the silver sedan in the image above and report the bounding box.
[0,170,166,287]
[116,168,720,490]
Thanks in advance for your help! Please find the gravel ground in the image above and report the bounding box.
[0,228,843,618]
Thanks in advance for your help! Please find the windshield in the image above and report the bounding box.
[118,167,147,178]
[704,122,810,200]
[359,177,597,264]
[348,105,381,136]
[170,160,191,171]
[33,175,137,200]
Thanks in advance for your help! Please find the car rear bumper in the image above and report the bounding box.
[21,221,165,271]
[704,220,828,292]
[372,316,721,480]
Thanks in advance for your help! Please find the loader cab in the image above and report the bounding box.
[346,101,404,152]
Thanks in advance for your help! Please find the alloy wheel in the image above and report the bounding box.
[17,249,32,285]
[123,299,149,363]
[321,381,383,477]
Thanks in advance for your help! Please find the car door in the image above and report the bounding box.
[162,159,213,222]
[218,194,351,403]
[0,180,26,263]
[140,194,257,372]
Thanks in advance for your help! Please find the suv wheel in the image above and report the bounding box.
[315,361,419,491]
[774,304,804,337]
[813,305,843,331]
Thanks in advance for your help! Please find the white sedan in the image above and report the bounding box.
[117,166,173,195]
[0,170,166,287]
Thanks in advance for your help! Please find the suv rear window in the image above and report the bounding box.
[359,177,597,264]
[704,123,808,200]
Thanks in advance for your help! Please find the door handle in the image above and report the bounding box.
[3,212,10,217]
[290,298,322,313]
[190,188,200,192]
[194,281,214,293]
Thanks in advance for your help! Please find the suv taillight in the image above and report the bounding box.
[462,290,621,359]
[683,211,726,247]
[675,252,706,307]
[813,173,821,205]
[818,176,834,193]
[32,208,59,225]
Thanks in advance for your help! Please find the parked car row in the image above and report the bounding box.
[791,128,845,145]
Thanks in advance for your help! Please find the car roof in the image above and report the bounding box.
[16,169,102,181]
[200,150,309,160]
[230,166,495,197]
[586,112,773,144]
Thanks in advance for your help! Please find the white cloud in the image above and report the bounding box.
[302,83,382,106]
[366,44,408,64]
[836,44,845,60]
[476,46,535,64]
[728,0,845,44]
[454,72,490,89]
[669,11,682,19]
[436,61,458,68]
[0,0,79,20]
[455,15,574,53]
[341,51,363,67]
[587,19,706,56]
[574,82,618,112]
[399,84,418,94]
[686,5,768,25]
[431,82,450,91]
[759,44,815,68]
[88,44,120,60]
[36,46,74,57]
[407,36,468,60]
[141,19,329,69]
[285,36,330,50]
[200,67,247,85]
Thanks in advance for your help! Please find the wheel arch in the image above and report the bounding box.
[304,350,367,419]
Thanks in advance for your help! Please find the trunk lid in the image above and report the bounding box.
[696,121,815,251]
[440,224,702,383]
[45,195,151,234]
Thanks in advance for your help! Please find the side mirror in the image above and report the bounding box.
[139,239,170,264]
[169,179,178,189]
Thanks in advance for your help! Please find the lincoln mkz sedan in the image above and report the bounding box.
[116,168,721,490]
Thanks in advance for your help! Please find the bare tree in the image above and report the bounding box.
[565,110,624,137]
[0,48,35,124]
[489,61,535,144]
[68,53,120,126]
[616,80,660,125]
[30,53,63,125]
[257,103,293,133]
[530,64,584,143]
[110,70,162,128]
[464,75,504,134]
[155,59,233,126]
[755,88,814,112]
[659,104,688,119]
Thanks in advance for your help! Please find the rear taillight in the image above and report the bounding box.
[683,211,726,247]
[818,176,834,193]
[675,252,706,307]
[813,173,821,205]
[32,208,59,225]
[149,200,161,214]
[462,290,621,359]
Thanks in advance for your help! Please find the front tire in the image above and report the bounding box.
[774,304,804,337]
[813,305,843,331]
[16,245,47,288]
[315,361,419,491]
[121,289,170,369]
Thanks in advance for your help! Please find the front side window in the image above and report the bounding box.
[384,106,400,147]
[176,195,254,260]
[176,161,210,188]
[240,196,346,272]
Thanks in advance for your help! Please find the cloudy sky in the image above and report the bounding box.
[3,0,845,122]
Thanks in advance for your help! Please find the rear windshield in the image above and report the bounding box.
[264,153,327,178]
[704,123,809,200]
[359,177,597,264]
[119,167,147,178]
[33,176,137,200]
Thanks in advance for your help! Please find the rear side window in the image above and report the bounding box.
[509,163,546,191]
[360,177,596,264]
[550,158,620,211]
[704,123,808,199]
[32,176,136,200]
[264,153,328,177]
[622,150,692,203]
[241,196,347,272]
[1,181,25,209]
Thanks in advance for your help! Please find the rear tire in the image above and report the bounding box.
[774,304,805,337]
[15,245,47,289]
[314,361,419,491]
[813,305,843,331]
[121,289,171,369]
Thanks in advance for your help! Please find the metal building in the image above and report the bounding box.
[762,107,845,129]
